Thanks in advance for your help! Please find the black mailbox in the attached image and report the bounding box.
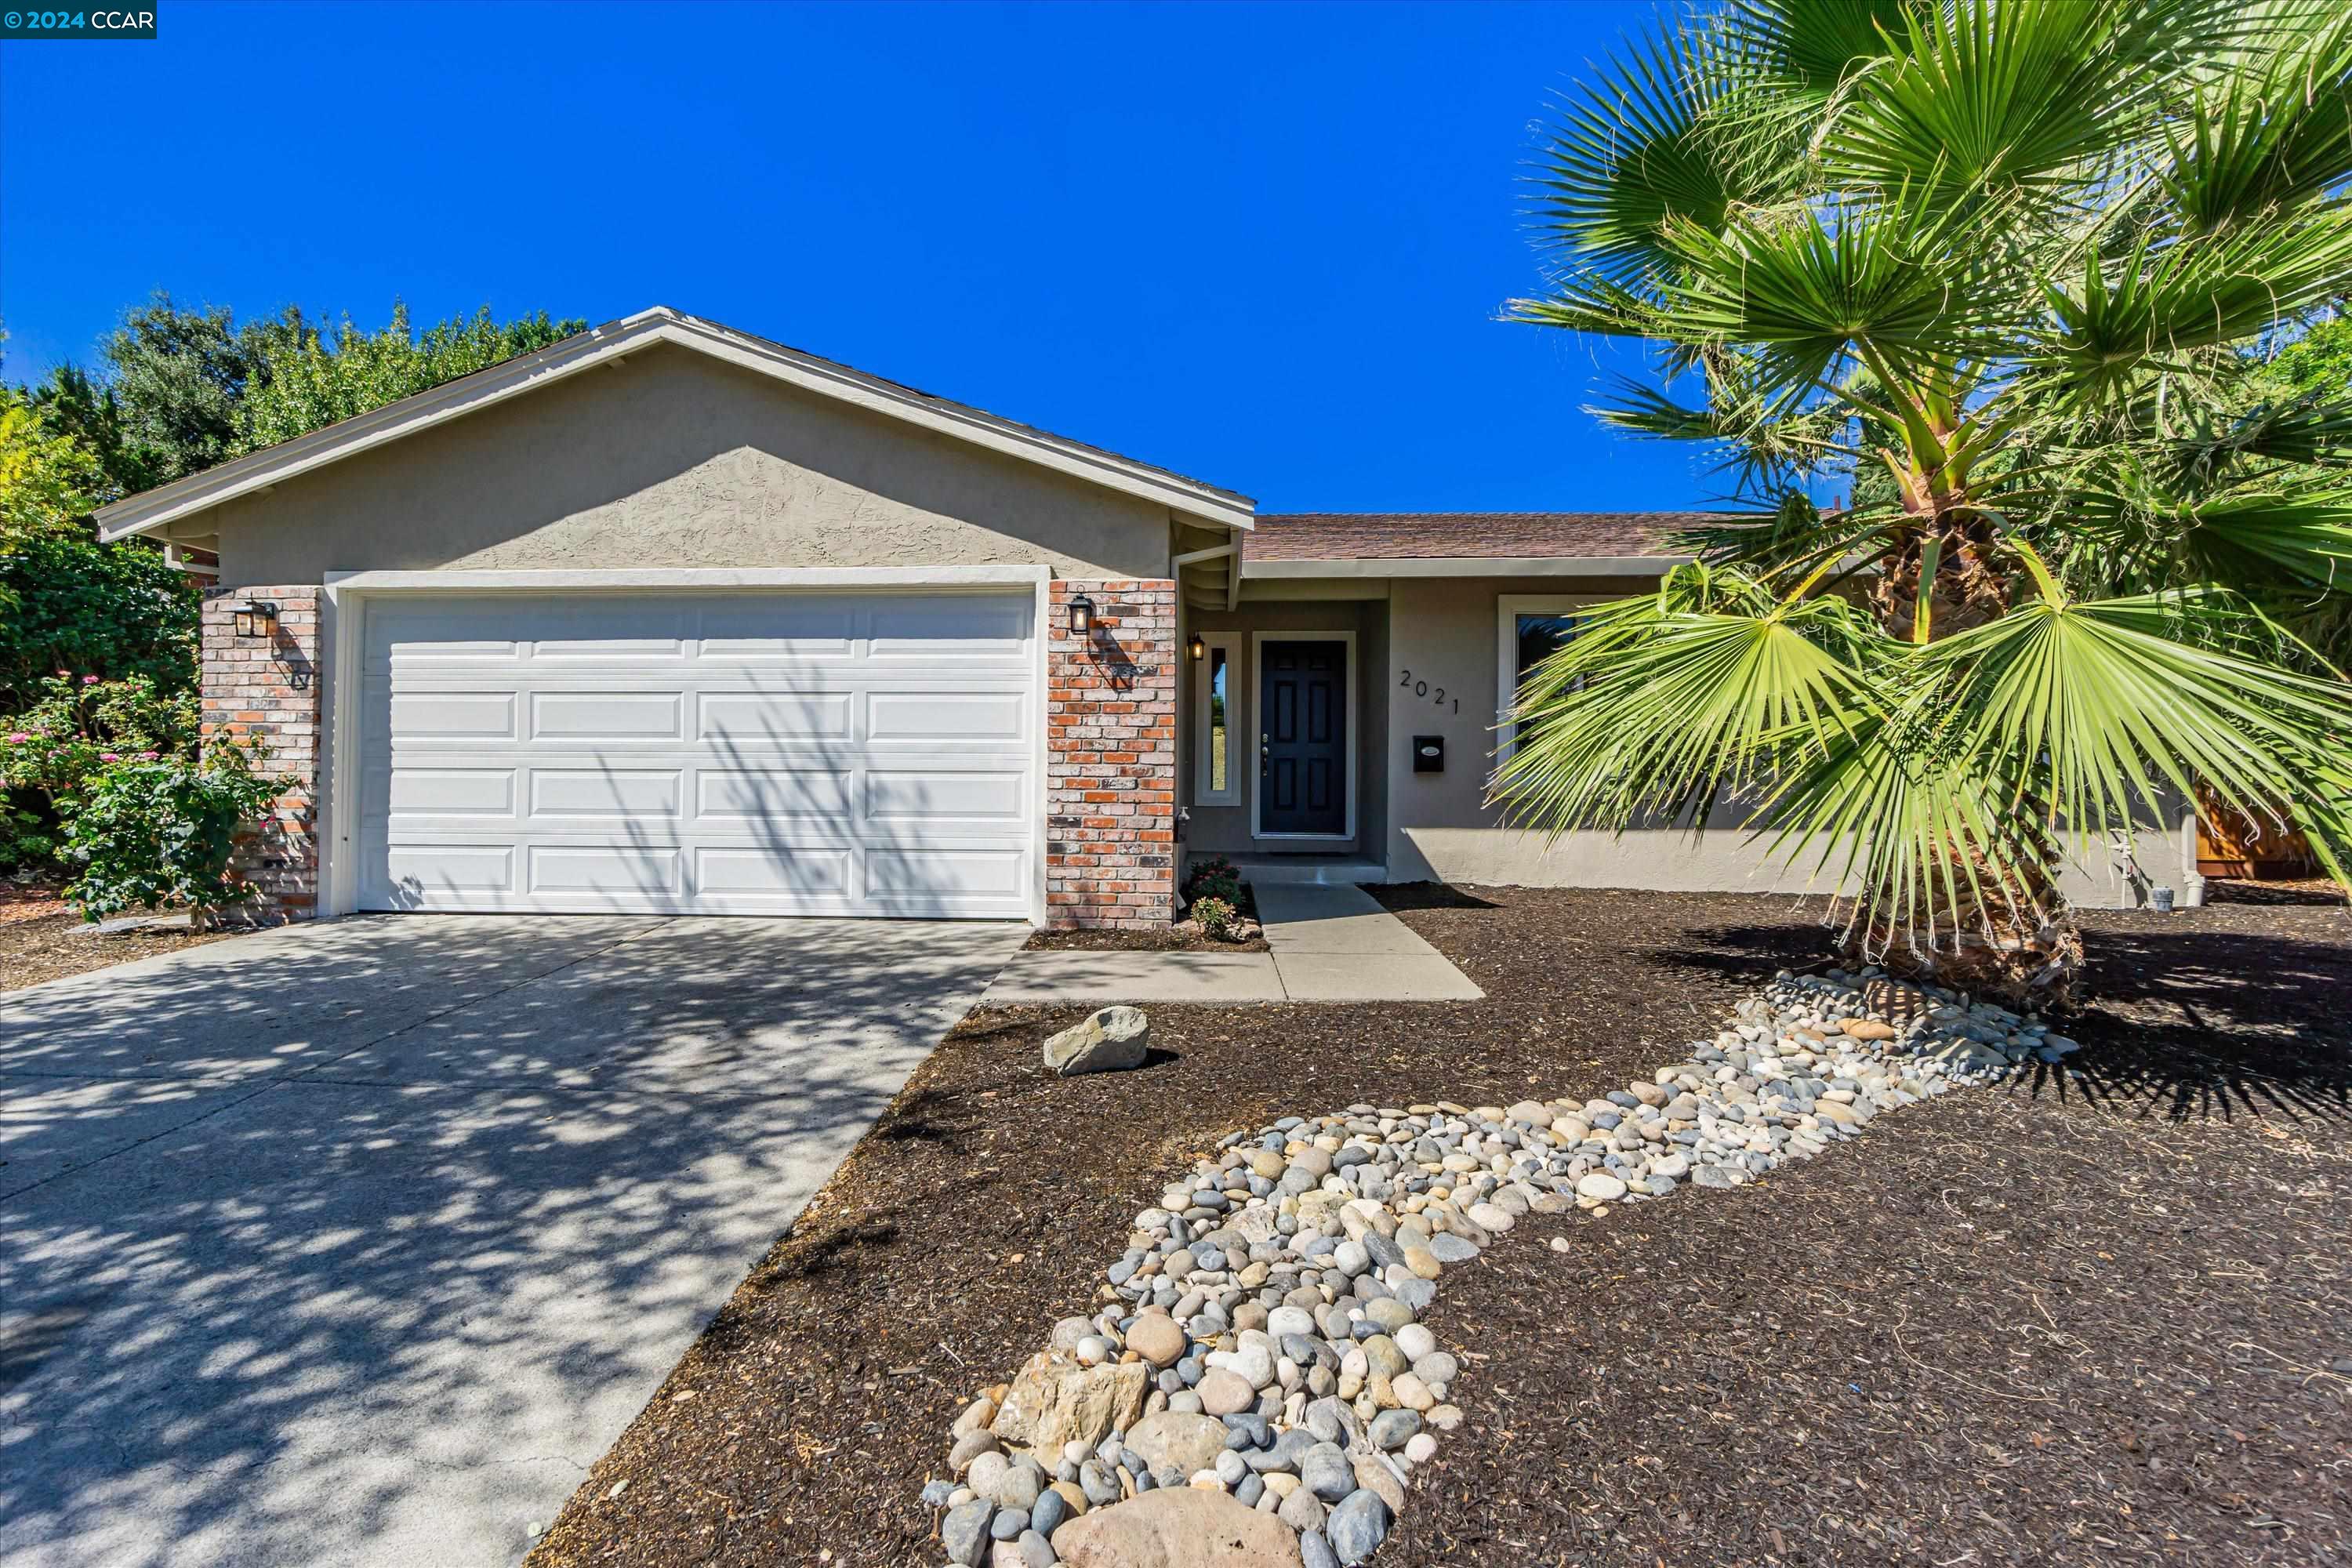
[1413,735,1444,772]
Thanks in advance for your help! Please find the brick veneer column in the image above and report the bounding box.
[200,586,322,920]
[1046,579,1177,928]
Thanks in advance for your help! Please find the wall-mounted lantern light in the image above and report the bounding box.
[1067,593,1095,637]
[1188,632,1207,661]
[232,601,279,639]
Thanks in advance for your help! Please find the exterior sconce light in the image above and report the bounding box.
[1188,632,1207,661]
[1067,594,1095,637]
[233,601,279,639]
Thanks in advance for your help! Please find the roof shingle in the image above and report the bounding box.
[1243,511,1715,561]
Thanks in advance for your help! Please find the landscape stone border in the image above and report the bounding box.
[920,969,2074,1566]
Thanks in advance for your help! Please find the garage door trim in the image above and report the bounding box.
[321,566,1052,922]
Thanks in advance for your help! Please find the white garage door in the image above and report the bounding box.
[357,591,1037,917]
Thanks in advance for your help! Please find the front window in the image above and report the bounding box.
[1496,596,1594,756]
[1196,638,1237,803]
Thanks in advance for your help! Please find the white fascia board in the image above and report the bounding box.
[1242,554,1691,580]
[97,307,1255,541]
[321,565,1052,593]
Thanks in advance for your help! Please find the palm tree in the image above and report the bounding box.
[1497,0,2352,1004]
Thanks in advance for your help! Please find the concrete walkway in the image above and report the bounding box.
[0,913,1025,1568]
[982,883,1483,1004]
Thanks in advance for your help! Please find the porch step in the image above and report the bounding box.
[1211,855,1388,887]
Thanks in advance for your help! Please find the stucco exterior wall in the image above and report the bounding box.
[1218,575,2194,910]
[198,343,1174,587]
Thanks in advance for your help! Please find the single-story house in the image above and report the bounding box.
[94,307,2194,927]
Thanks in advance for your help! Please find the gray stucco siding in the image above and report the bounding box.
[197,343,1175,587]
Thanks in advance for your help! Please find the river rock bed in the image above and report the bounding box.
[919,967,2068,1567]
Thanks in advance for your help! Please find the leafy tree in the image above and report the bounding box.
[1501,0,2352,1003]
[0,388,102,533]
[28,293,307,497]
[238,303,585,450]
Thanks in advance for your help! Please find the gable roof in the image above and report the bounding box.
[94,307,1256,542]
[1246,511,1714,562]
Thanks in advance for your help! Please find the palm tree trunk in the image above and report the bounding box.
[1850,524,2085,1011]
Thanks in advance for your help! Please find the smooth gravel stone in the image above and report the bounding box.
[1197,1369,1256,1416]
[1411,1351,1459,1387]
[1692,1164,1740,1189]
[967,1451,1011,1497]
[1368,1408,1421,1450]
[942,1499,994,1566]
[923,1479,956,1508]
[1360,1232,1406,1269]
[1127,1312,1187,1369]
[1399,1244,1443,1280]
[1227,1343,1276,1389]
[1234,1470,1265,1508]
[1247,1427,1316,1475]
[1363,1298,1415,1333]
[1029,1487,1072,1538]
[1017,1530,1056,1568]
[991,1465,1044,1512]
[1575,1172,1628,1202]
[1266,1305,1319,1340]
[989,1507,1028,1541]
[1326,1487,1393,1565]
[1403,1432,1438,1465]
[1394,1324,1436,1362]
[1221,1412,1271,1448]
[1426,1232,1480,1264]
[1214,1450,1249,1486]
[1300,1528,1341,1568]
[1281,1332,1333,1370]
[1361,1335,1408,1381]
[1332,1241,1370,1277]
[1279,1483,1328,1532]
[1301,1442,1356,1503]
[951,1429,1002,1474]
[1391,1278,1437,1314]
[1080,1461,1122,1506]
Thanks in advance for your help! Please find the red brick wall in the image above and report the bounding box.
[200,587,321,920]
[1046,579,1177,928]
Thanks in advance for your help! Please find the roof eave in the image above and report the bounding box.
[95,307,1256,542]
[1242,554,1692,579]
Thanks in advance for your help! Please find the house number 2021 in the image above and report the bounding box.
[1398,669,1458,713]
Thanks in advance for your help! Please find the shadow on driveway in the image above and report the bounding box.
[0,913,1024,1568]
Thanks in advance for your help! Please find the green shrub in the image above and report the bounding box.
[1192,895,1238,941]
[1184,855,1243,907]
[2,671,198,876]
[0,528,199,710]
[58,739,279,922]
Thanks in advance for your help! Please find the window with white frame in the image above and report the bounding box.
[1495,595,1595,757]
[1194,635,1238,803]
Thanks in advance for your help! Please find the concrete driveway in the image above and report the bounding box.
[0,914,1025,1568]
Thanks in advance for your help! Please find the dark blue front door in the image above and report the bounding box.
[1259,640,1347,836]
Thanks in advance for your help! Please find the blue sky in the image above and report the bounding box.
[0,1,1706,513]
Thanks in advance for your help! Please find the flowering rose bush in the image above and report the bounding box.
[1,671,200,876]
[58,739,281,922]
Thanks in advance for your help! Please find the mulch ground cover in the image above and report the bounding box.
[1021,927,1271,953]
[0,907,238,992]
[527,885,2351,1568]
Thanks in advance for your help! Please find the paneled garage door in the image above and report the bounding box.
[356,591,1037,917]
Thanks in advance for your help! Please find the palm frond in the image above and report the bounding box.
[1528,20,1759,289]
[1926,575,2352,867]
[2161,9,2352,232]
[1825,0,2176,209]
[1490,570,1885,833]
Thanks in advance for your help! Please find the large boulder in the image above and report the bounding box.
[1044,1007,1151,1076]
[993,1349,1150,1451]
[1051,1489,1304,1568]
